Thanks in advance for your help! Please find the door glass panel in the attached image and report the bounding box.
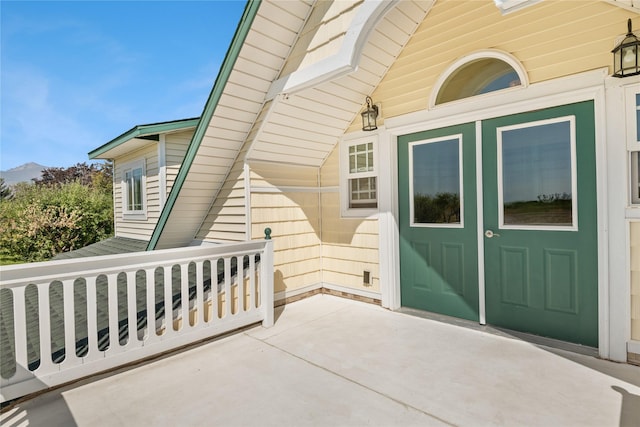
[410,136,462,225]
[499,118,575,228]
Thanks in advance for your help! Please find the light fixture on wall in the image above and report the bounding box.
[361,96,379,131]
[612,18,640,78]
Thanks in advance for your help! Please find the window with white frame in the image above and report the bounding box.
[340,136,378,217]
[122,159,146,219]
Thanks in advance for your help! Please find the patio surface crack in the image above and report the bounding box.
[247,334,458,427]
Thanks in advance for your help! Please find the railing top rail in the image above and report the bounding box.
[0,240,268,288]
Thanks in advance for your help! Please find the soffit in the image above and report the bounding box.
[153,0,431,249]
[246,0,433,167]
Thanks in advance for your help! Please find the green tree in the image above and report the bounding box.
[0,165,113,263]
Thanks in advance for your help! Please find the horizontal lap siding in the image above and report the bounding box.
[196,158,247,243]
[320,148,380,293]
[250,163,321,294]
[165,130,192,192]
[347,0,632,131]
[155,1,311,249]
[114,144,160,240]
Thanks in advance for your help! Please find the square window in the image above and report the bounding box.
[341,136,378,217]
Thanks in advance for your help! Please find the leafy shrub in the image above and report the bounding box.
[0,181,113,263]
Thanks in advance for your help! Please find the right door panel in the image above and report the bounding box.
[482,101,598,347]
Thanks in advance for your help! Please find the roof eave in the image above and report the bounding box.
[147,0,261,251]
[88,117,200,160]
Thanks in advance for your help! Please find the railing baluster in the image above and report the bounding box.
[12,286,29,378]
[36,282,54,374]
[126,271,137,348]
[107,273,119,353]
[238,256,245,313]
[62,279,76,368]
[195,261,204,327]
[145,268,156,344]
[180,263,189,330]
[163,265,173,338]
[85,276,100,359]
[224,257,232,318]
[249,255,256,311]
[211,258,219,322]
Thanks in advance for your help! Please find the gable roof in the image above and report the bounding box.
[89,117,199,160]
[149,0,634,250]
[148,0,430,249]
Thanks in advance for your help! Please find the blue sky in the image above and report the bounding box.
[1,0,246,170]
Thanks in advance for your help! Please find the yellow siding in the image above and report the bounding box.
[251,191,321,294]
[631,222,640,341]
[165,130,191,191]
[320,146,380,293]
[113,143,160,240]
[346,0,634,131]
[196,161,247,242]
[320,191,379,292]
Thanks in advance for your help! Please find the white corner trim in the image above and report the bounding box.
[244,162,252,240]
[266,0,399,100]
[429,49,529,109]
[158,135,167,208]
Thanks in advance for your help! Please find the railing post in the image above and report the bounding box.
[261,228,274,327]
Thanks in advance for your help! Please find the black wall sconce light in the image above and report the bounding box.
[612,18,640,78]
[361,96,379,131]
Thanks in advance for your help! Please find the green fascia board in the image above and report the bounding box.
[147,0,261,251]
[88,117,200,159]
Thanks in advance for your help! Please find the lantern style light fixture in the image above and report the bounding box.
[612,18,640,78]
[361,96,379,131]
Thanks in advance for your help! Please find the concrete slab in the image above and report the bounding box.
[2,294,639,426]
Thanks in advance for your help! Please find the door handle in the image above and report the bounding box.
[485,230,500,238]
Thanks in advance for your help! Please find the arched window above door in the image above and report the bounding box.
[432,50,527,107]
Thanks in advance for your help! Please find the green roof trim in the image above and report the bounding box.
[88,117,200,159]
[147,0,261,251]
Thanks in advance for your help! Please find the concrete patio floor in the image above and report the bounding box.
[2,294,640,427]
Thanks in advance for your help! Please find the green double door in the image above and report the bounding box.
[399,101,598,347]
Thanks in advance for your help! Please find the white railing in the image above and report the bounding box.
[0,238,274,402]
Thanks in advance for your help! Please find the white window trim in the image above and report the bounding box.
[429,49,529,110]
[382,68,617,360]
[121,158,147,220]
[340,134,379,218]
[496,115,578,231]
[409,134,464,228]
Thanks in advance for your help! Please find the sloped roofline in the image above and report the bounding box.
[147,0,261,250]
[89,117,200,159]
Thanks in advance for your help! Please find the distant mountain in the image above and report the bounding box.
[0,162,49,185]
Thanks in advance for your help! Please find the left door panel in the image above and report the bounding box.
[398,122,479,321]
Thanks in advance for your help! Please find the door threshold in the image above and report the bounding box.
[397,307,599,358]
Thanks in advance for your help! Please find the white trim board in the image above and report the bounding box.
[381,67,616,360]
